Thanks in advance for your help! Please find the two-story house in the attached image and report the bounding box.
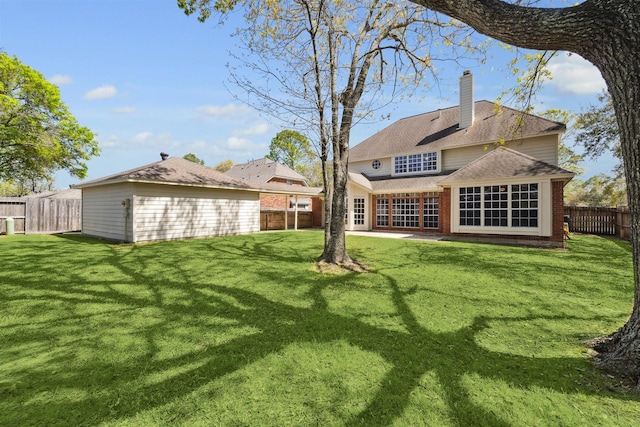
[345,71,574,248]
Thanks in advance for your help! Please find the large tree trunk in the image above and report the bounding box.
[408,0,640,380]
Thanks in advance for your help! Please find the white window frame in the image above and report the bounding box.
[451,180,550,236]
[392,151,440,176]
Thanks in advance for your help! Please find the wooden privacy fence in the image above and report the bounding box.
[0,197,82,234]
[260,210,314,231]
[564,206,630,240]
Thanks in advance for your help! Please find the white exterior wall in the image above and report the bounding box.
[132,184,260,243]
[81,183,135,242]
[345,183,371,231]
[349,158,393,177]
[449,178,553,237]
[442,135,559,171]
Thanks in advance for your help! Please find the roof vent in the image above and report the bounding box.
[160,152,169,161]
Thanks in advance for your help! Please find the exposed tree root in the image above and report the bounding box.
[314,259,370,274]
[587,322,640,392]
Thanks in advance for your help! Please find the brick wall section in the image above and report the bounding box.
[551,180,566,244]
[260,194,289,209]
[441,187,451,236]
[311,197,323,227]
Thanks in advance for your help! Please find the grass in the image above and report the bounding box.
[1,231,639,426]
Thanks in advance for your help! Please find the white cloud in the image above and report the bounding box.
[113,106,136,114]
[547,54,606,95]
[196,103,254,118]
[226,136,254,149]
[49,74,73,86]
[84,85,118,100]
[133,131,153,142]
[233,123,270,136]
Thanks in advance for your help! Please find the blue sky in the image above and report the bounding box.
[0,0,612,189]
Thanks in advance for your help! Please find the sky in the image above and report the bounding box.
[0,0,613,189]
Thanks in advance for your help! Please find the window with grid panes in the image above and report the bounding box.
[512,184,539,227]
[353,198,365,225]
[408,154,422,172]
[394,156,408,174]
[423,152,438,171]
[392,194,419,228]
[483,185,508,227]
[459,186,481,226]
[423,193,439,229]
[376,197,389,227]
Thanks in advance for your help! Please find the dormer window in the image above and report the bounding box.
[394,152,438,175]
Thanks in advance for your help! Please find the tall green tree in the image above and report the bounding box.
[266,130,315,174]
[406,0,640,386]
[575,91,624,181]
[179,0,479,266]
[0,53,100,182]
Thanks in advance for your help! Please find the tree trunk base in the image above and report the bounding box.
[587,316,640,390]
[315,258,369,274]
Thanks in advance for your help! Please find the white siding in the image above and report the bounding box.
[507,136,559,166]
[349,158,393,177]
[443,135,559,171]
[81,184,135,241]
[132,184,259,242]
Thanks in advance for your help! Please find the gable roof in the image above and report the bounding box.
[226,158,308,185]
[72,157,322,196]
[73,157,254,190]
[349,100,566,162]
[438,147,574,185]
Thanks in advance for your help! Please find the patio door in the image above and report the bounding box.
[353,197,368,231]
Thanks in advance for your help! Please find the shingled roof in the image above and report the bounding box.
[349,100,566,162]
[226,158,308,185]
[438,147,574,184]
[73,157,322,196]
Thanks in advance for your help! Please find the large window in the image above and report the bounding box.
[459,186,481,226]
[394,152,438,175]
[483,185,508,227]
[459,184,539,229]
[512,184,538,227]
[392,194,419,228]
[375,193,439,230]
[423,193,439,229]
[376,198,389,227]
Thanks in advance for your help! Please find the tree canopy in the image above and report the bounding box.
[183,153,205,165]
[266,130,315,173]
[180,0,480,265]
[213,158,234,172]
[0,53,100,183]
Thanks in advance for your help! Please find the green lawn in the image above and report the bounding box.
[1,231,639,426]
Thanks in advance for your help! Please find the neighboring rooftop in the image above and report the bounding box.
[226,158,308,186]
[349,100,566,162]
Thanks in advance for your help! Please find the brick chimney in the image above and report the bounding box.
[459,70,475,129]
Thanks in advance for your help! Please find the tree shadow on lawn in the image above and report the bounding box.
[2,234,638,426]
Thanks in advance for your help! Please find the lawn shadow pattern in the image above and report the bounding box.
[1,232,638,426]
